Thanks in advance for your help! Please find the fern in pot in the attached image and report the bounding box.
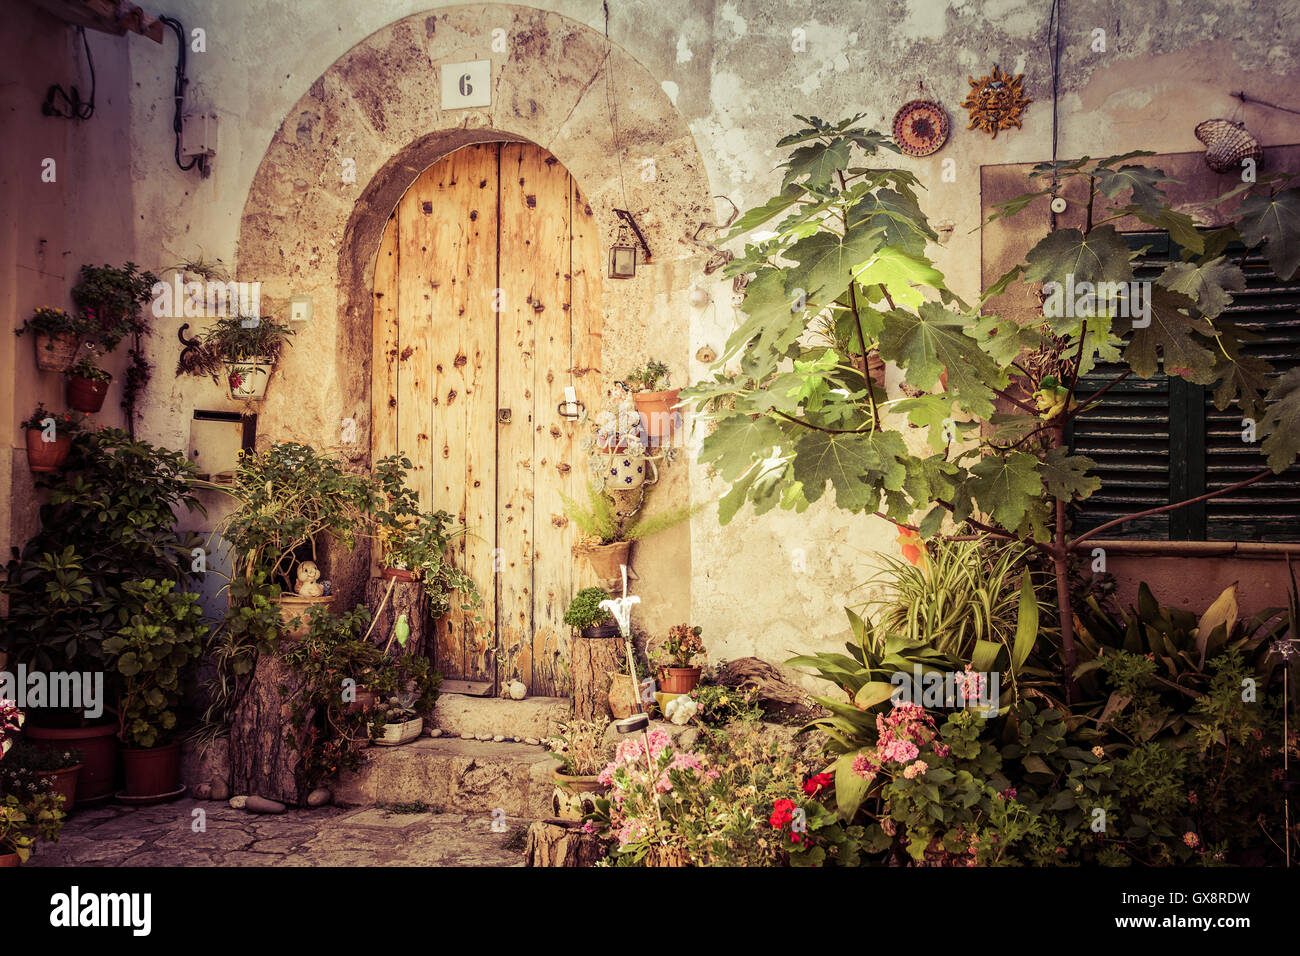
[178,315,295,401]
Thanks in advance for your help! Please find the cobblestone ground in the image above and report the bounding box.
[25,799,530,867]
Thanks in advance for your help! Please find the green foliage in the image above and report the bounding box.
[0,428,203,678]
[623,358,671,391]
[563,586,613,630]
[686,120,1300,551]
[68,356,111,383]
[177,315,296,380]
[545,717,612,776]
[561,485,620,544]
[687,679,764,726]
[71,261,158,351]
[0,791,64,862]
[102,580,207,748]
[15,306,92,339]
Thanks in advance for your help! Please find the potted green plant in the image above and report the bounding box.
[1,428,203,803]
[19,404,82,473]
[623,358,679,446]
[564,586,618,639]
[369,692,424,746]
[15,306,90,372]
[102,579,207,799]
[216,441,377,637]
[71,262,158,345]
[655,623,705,694]
[66,355,112,413]
[562,484,698,587]
[2,742,83,813]
[545,717,613,819]
[178,315,295,401]
[0,792,65,867]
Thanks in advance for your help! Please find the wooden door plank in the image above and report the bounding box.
[371,211,401,576]
[568,182,606,597]
[456,144,501,685]
[524,152,579,698]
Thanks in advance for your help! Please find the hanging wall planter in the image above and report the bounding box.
[33,332,81,373]
[67,363,112,413]
[602,453,658,491]
[225,357,273,401]
[25,429,71,473]
[632,389,681,446]
[577,540,632,586]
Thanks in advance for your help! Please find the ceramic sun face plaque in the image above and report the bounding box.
[961,65,1032,138]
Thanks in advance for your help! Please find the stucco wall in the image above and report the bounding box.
[7,0,1300,679]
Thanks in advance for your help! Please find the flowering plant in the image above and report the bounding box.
[68,356,111,383]
[586,396,647,454]
[656,623,705,669]
[0,700,23,760]
[15,306,91,339]
[18,405,86,436]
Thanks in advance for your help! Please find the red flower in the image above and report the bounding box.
[769,798,795,829]
[803,772,833,796]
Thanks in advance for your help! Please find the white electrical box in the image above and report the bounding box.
[181,111,219,159]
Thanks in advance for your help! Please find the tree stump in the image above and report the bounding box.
[228,652,313,806]
[570,632,623,720]
[523,819,605,867]
[364,576,432,659]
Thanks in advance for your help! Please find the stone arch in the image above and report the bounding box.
[235,5,711,610]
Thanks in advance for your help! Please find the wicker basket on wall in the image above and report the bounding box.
[1194,118,1263,173]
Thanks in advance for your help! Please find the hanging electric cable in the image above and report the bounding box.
[41,26,96,120]
[159,15,202,174]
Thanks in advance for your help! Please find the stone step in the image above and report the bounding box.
[333,737,562,819]
[432,692,569,741]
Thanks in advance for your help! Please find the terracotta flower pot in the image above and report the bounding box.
[0,850,20,868]
[25,429,71,473]
[121,741,181,798]
[345,689,376,715]
[276,593,335,639]
[34,331,80,372]
[633,389,681,446]
[41,764,83,813]
[23,723,117,803]
[659,666,702,695]
[579,540,632,587]
[381,567,416,582]
[67,373,111,413]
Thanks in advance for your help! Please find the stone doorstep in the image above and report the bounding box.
[333,736,562,820]
[432,692,569,740]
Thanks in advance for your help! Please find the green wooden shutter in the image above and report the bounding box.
[1068,234,1300,542]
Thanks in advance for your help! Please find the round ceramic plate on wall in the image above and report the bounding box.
[892,99,950,157]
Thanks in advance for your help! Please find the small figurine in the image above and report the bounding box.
[394,613,410,649]
[295,561,323,597]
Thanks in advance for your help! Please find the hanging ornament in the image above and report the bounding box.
[961,64,1032,138]
[1194,118,1263,173]
[892,88,949,157]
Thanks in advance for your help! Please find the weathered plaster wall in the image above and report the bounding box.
[86,0,1300,678]
[2,1,137,612]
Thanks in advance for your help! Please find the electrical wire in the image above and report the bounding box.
[159,15,201,173]
[1047,0,1062,230]
[41,26,95,120]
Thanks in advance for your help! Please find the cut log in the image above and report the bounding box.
[523,819,605,867]
[714,657,824,724]
[364,576,433,660]
[228,652,313,806]
[569,632,623,720]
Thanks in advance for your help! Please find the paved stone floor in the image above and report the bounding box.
[25,799,531,867]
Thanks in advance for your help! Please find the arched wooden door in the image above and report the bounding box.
[371,142,603,697]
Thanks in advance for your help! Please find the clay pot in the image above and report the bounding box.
[607,675,642,719]
[579,541,631,587]
[658,666,702,695]
[275,593,335,639]
[25,429,71,473]
[121,741,180,798]
[381,567,416,582]
[345,689,376,715]
[633,389,681,446]
[67,373,110,413]
[41,764,82,813]
[0,851,19,868]
[23,723,117,803]
[34,331,80,372]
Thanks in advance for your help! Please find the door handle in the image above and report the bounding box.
[498,408,512,424]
